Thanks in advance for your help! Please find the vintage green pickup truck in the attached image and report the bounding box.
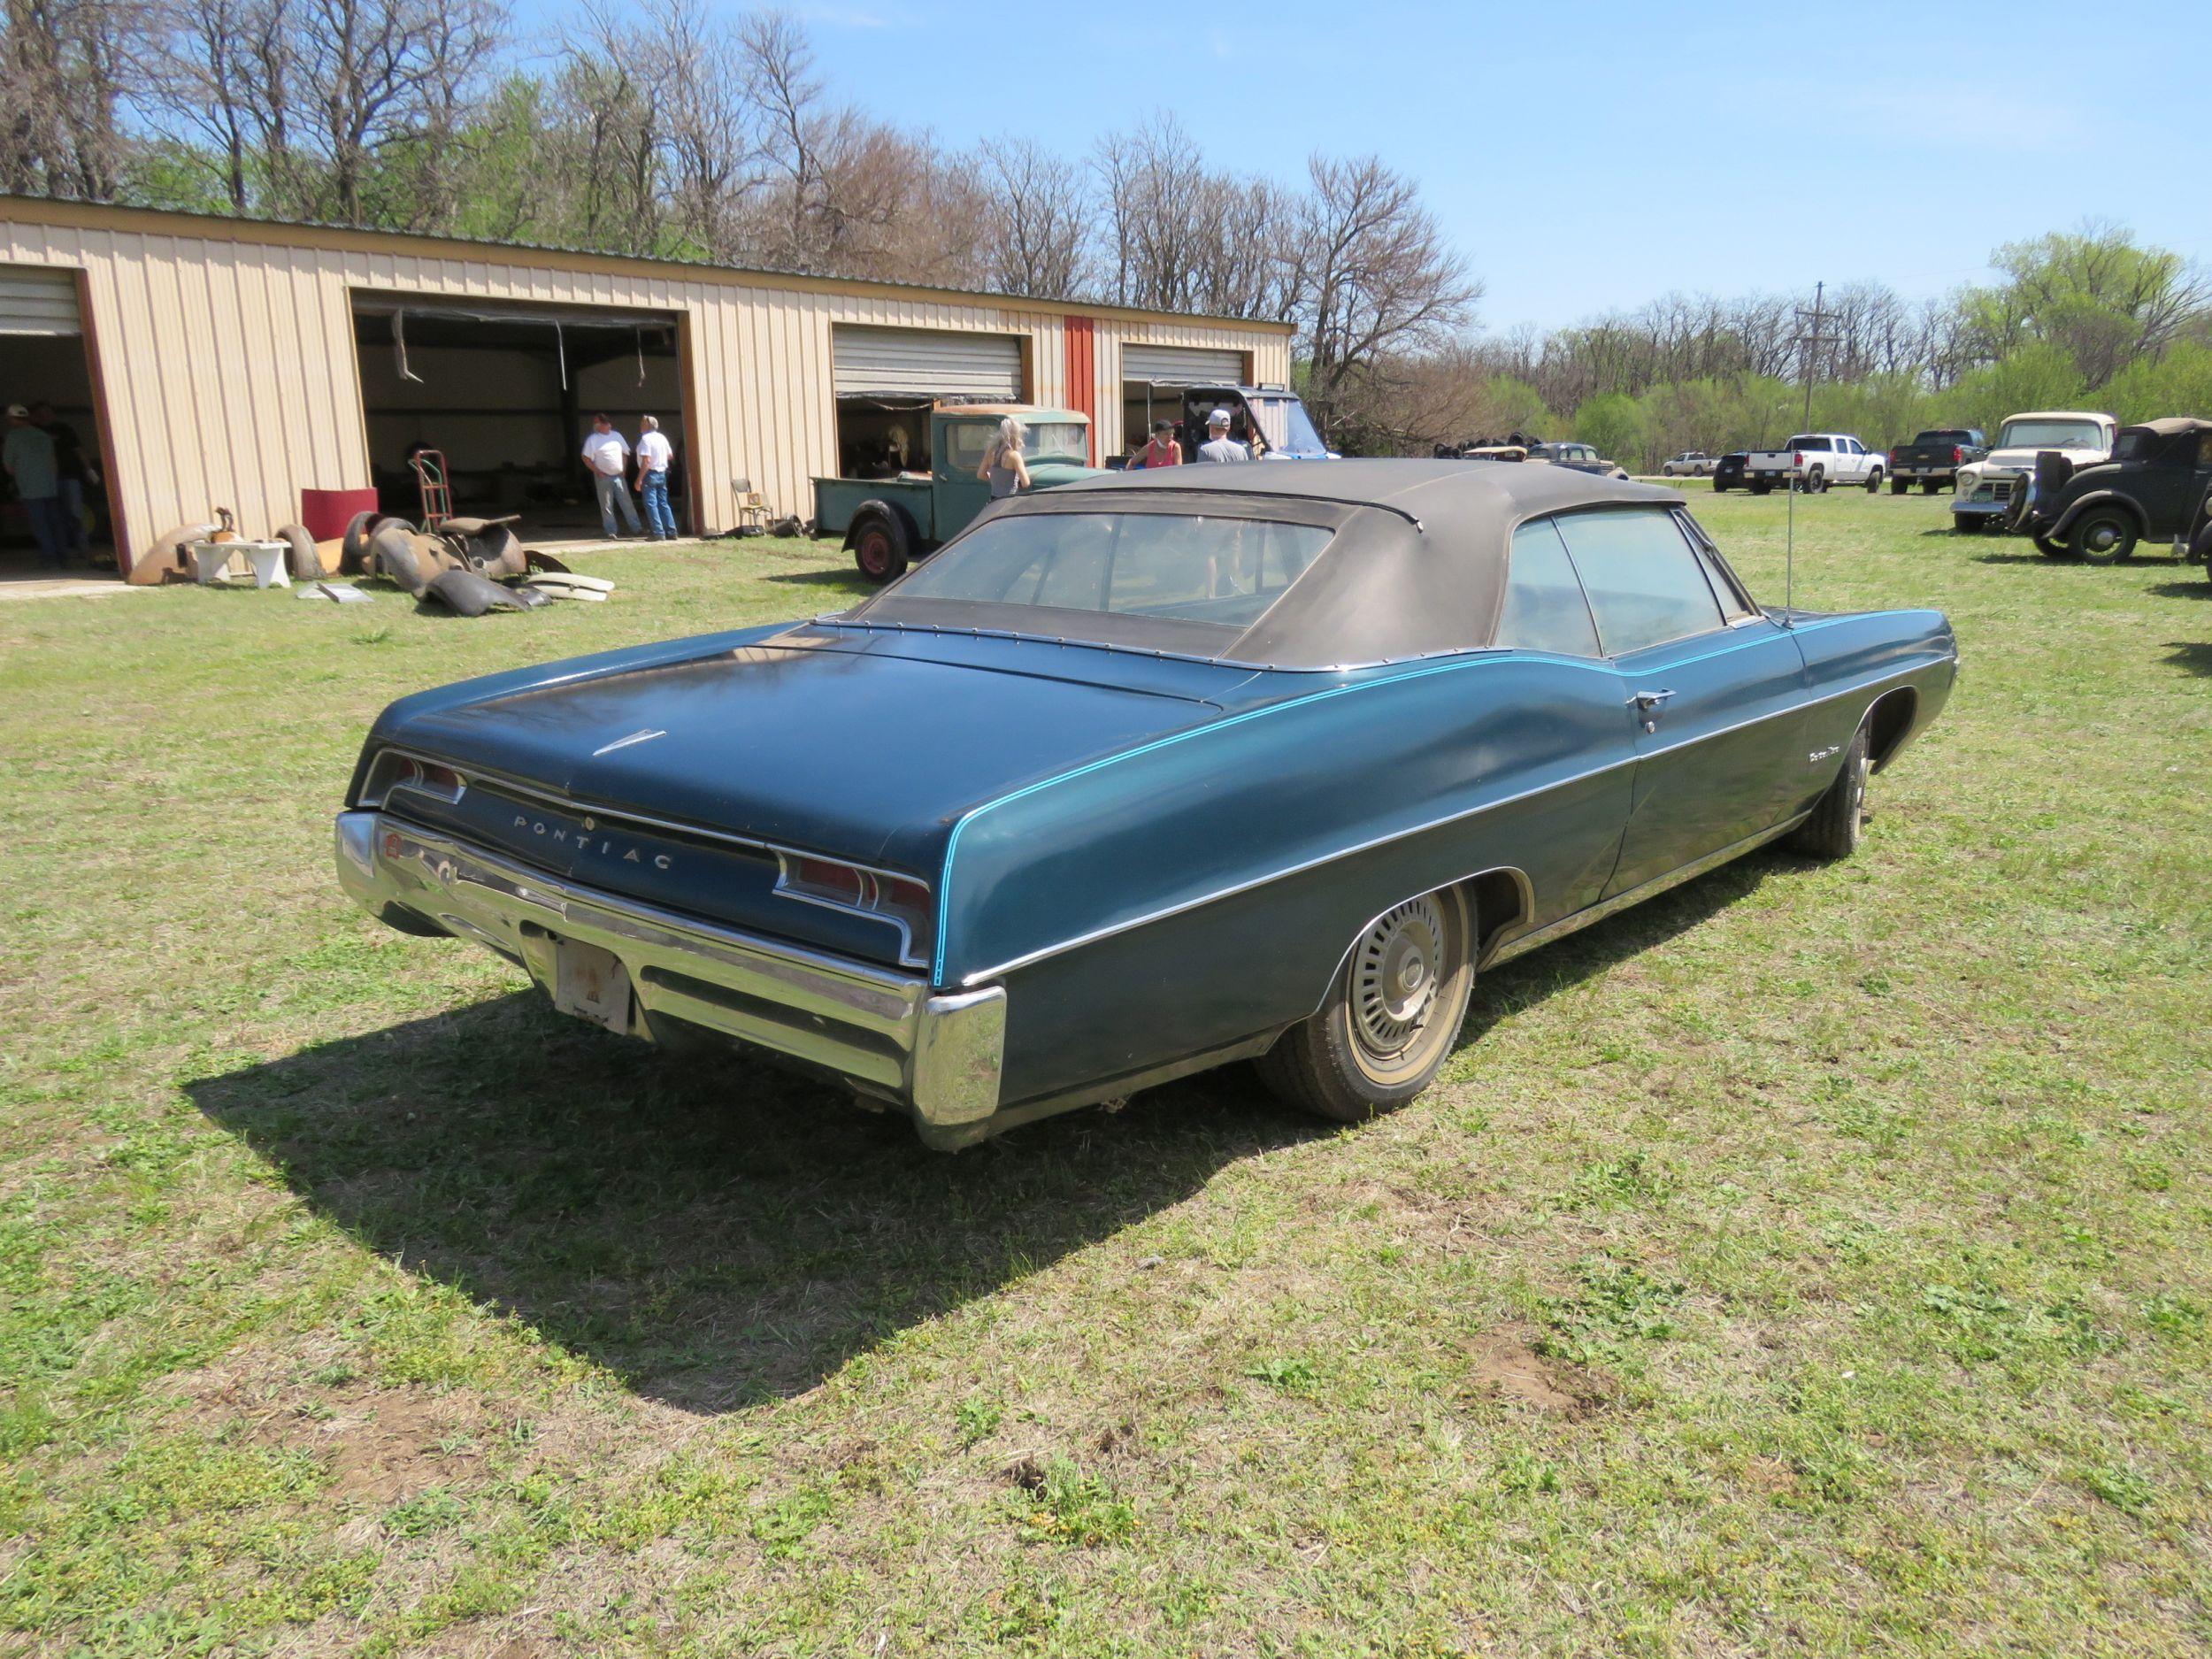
[814,405,1102,582]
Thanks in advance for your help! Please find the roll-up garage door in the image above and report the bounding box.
[1121,344,1246,385]
[833,325,1022,398]
[0,267,81,335]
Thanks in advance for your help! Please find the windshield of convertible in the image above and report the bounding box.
[874,511,1334,634]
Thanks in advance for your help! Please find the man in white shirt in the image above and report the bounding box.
[634,414,678,541]
[1197,408,1249,464]
[580,414,642,539]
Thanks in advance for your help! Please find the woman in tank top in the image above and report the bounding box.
[978,417,1032,499]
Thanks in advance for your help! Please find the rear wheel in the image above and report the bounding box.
[2070,506,2139,564]
[1256,885,1474,1124]
[1789,719,1871,861]
[850,511,910,584]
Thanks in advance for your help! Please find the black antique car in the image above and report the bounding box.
[2007,416,2212,563]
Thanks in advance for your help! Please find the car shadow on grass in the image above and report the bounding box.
[2158,641,2212,677]
[189,845,1801,1414]
[1457,848,1784,1043]
[188,995,1317,1413]
[2147,580,2211,601]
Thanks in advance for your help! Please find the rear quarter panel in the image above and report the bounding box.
[940,657,1642,1105]
[1784,609,1958,812]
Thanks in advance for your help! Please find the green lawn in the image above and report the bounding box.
[2,497,2208,1656]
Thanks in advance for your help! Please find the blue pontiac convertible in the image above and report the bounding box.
[336,462,1957,1147]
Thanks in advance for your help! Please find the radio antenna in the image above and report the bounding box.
[1784,280,1831,624]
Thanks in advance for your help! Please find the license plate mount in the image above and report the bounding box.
[550,937,634,1034]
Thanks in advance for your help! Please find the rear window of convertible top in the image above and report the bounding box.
[882,511,1335,632]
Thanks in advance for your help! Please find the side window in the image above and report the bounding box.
[942,423,993,474]
[1554,508,1725,654]
[1495,519,1600,657]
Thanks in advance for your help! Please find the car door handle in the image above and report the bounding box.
[1629,687,1675,732]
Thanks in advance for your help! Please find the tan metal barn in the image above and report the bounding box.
[0,197,1293,572]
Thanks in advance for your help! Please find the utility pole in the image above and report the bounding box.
[1793,280,1830,429]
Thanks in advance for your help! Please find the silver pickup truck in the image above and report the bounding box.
[1745,434,1885,494]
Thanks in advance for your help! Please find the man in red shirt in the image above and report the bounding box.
[1136,419,1183,469]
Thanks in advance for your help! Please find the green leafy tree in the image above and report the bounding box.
[1573,392,1644,468]
[1961,226,2211,387]
[2098,342,2212,425]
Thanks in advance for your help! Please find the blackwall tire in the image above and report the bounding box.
[2070,507,2139,565]
[1788,719,1871,862]
[1890,478,1909,495]
[1866,468,1884,494]
[851,512,910,584]
[1953,516,1981,535]
[1256,885,1475,1125]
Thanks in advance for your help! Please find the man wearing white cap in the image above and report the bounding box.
[1197,407,1249,464]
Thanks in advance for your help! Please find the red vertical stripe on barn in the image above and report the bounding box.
[1063,316,1096,464]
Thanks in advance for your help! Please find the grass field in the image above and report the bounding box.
[3,491,2208,1657]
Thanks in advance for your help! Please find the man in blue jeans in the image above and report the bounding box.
[634,414,678,541]
[580,413,642,540]
[4,404,68,567]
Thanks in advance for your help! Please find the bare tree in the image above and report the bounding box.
[975,134,1088,299]
[2,0,139,199]
[1297,153,1480,436]
[279,0,505,227]
[140,0,296,211]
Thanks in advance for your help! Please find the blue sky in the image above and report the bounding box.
[529,0,2212,333]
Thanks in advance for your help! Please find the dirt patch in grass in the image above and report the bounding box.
[1464,1325,1618,1417]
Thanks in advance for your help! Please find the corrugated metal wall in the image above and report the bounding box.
[0,203,1290,570]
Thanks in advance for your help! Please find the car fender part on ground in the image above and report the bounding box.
[129,520,220,585]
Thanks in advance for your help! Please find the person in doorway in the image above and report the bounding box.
[581,413,641,539]
[978,416,1031,499]
[634,414,678,541]
[1197,408,1249,464]
[1136,419,1183,469]
[31,403,95,563]
[3,404,67,568]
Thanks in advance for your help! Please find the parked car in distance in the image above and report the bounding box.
[2003,416,2212,562]
[1710,451,1749,493]
[1529,441,1631,480]
[1887,428,1986,494]
[1746,434,1885,494]
[813,404,1103,583]
[1663,451,1717,477]
[334,462,1958,1149]
[1953,411,2117,534]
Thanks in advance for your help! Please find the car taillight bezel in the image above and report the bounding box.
[774,852,933,964]
[363,750,467,808]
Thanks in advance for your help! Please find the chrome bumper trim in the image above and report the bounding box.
[334,811,1003,1126]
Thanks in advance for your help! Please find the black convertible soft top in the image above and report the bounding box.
[850,460,1685,670]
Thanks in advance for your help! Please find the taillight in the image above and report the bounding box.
[1951,445,1963,464]
[777,854,931,943]
[1793,451,1804,467]
[365,751,465,806]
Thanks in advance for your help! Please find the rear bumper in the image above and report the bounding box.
[335,811,1004,1138]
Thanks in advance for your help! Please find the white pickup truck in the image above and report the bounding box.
[1952,411,2118,534]
[1745,434,1885,493]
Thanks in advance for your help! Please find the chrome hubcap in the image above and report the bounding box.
[2087,523,2119,551]
[1354,897,1445,1056]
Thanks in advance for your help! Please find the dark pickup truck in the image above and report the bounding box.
[1887,428,1986,495]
